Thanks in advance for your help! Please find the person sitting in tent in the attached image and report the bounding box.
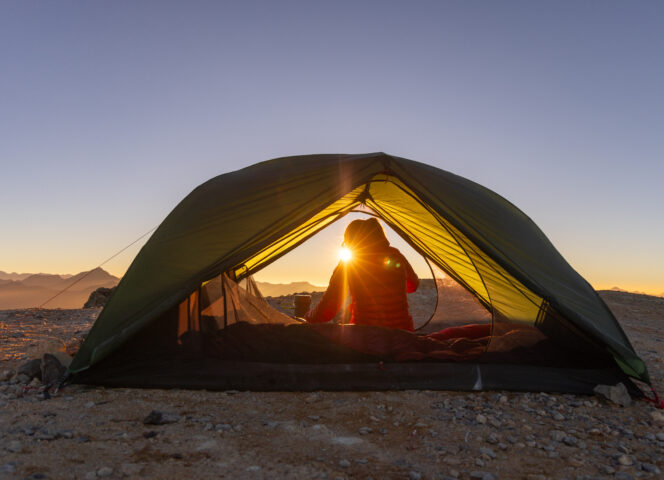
[305,218,419,331]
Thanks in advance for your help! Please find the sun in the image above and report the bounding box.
[339,247,353,262]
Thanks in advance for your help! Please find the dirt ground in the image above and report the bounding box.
[0,291,663,480]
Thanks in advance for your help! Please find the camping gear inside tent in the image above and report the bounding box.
[68,153,650,393]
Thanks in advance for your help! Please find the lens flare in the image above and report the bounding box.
[339,247,352,262]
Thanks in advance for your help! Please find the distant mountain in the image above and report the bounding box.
[607,286,653,296]
[0,267,120,309]
[255,281,327,297]
[0,271,32,281]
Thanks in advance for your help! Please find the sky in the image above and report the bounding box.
[1,1,663,295]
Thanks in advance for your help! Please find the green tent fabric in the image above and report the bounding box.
[69,153,649,388]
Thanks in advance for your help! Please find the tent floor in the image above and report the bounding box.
[72,359,635,394]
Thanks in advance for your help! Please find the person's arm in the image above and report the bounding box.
[304,263,346,323]
[402,255,419,293]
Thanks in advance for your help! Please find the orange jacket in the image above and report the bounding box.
[305,246,419,331]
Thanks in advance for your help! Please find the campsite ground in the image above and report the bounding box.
[0,291,663,480]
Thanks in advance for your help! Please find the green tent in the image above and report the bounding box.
[69,153,649,392]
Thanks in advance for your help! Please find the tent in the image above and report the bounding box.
[69,153,650,393]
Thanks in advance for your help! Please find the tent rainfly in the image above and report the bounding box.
[69,153,650,394]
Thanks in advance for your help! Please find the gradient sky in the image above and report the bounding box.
[1,1,663,295]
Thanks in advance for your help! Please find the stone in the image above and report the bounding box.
[0,463,17,474]
[196,440,217,451]
[655,432,664,442]
[409,472,422,480]
[6,440,22,453]
[470,472,496,480]
[0,370,13,382]
[563,436,578,447]
[649,410,664,424]
[84,472,97,480]
[476,414,487,424]
[18,358,42,380]
[485,433,499,444]
[480,447,496,459]
[246,466,261,472]
[599,465,615,474]
[617,454,633,466]
[641,463,660,474]
[17,373,31,384]
[359,427,372,435]
[443,456,461,465]
[143,410,180,425]
[215,423,232,431]
[41,353,65,385]
[331,437,363,446]
[614,473,634,480]
[550,430,566,442]
[97,467,113,477]
[339,459,351,468]
[593,383,631,407]
[84,286,117,308]
[120,463,144,476]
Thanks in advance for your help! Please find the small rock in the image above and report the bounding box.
[469,472,496,480]
[17,373,31,384]
[0,370,14,382]
[552,412,565,421]
[649,410,664,424]
[480,447,496,459]
[655,432,664,442]
[359,427,372,435]
[641,463,660,474]
[550,430,566,442]
[215,423,232,431]
[339,459,351,468]
[617,454,633,466]
[599,465,615,475]
[97,466,113,477]
[305,393,322,403]
[409,472,422,480]
[443,456,461,465]
[84,401,95,408]
[448,469,460,478]
[331,436,363,446]
[485,433,499,444]
[6,440,22,453]
[563,436,578,447]
[246,465,261,472]
[476,414,487,424]
[41,354,66,385]
[143,410,180,425]
[120,463,144,476]
[0,463,17,474]
[84,472,97,480]
[18,359,42,380]
[196,440,217,451]
[594,383,631,407]
[614,473,634,480]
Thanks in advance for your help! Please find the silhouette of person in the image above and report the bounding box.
[305,218,419,331]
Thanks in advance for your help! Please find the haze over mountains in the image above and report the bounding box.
[0,268,119,309]
[254,281,326,297]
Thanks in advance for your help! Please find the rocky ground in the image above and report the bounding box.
[0,291,663,480]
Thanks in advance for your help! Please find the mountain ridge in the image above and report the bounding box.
[0,268,120,309]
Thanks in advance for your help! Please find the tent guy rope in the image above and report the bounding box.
[37,226,157,309]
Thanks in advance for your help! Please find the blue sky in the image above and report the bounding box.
[1,1,662,294]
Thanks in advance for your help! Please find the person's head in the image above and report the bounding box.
[343,218,389,252]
